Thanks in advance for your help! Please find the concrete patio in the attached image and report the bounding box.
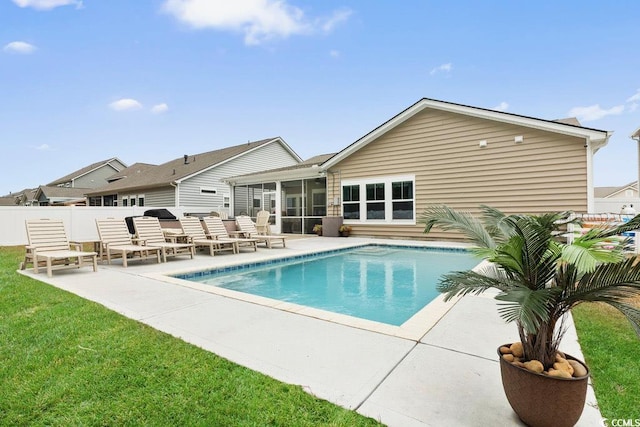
[18,237,603,426]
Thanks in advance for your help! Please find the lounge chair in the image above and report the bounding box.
[96,218,162,267]
[201,216,258,252]
[24,218,98,277]
[235,215,287,249]
[255,210,271,235]
[179,216,236,255]
[132,217,195,262]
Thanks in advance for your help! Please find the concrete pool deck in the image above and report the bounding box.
[18,237,603,426]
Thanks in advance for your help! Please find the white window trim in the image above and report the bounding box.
[341,175,415,225]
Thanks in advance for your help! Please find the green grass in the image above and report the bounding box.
[0,246,381,426]
[573,301,640,420]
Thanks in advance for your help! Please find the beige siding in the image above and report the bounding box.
[327,108,588,241]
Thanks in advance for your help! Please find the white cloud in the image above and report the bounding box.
[35,144,52,151]
[568,104,625,122]
[12,0,82,10]
[629,103,638,113]
[3,41,37,54]
[320,8,352,33]
[492,102,509,112]
[329,49,340,58]
[151,103,169,114]
[627,89,640,103]
[109,98,143,112]
[430,63,452,75]
[162,0,351,45]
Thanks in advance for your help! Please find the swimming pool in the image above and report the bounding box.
[176,245,477,326]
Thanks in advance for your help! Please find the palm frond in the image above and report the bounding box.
[420,205,496,248]
[605,301,640,337]
[495,286,560,334]
[479,205,511,242]
[437,268,514,301]
[561,240,625,273]
[592,214,640,238]
[564,257,640,306]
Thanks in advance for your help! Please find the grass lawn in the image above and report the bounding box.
[572,298,640,420]
[0,246,380,426]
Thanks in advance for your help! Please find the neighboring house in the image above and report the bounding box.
[0,197,17,206]
[47,157,127,189]
[85,138,302,210]
[1,188,37,206]
[594,182,638,199]
[318,98,610,240]
[33,186,89,206]
[33,157,128,206]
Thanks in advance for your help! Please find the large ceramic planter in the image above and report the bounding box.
[498,345,590,427]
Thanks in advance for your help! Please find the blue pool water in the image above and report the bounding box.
[178,245,478,326]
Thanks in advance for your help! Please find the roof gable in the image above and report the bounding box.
[322,98,611,169]
[87,137,300,194]
[47,157,126,186]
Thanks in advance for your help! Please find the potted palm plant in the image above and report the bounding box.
[421,205,640,427]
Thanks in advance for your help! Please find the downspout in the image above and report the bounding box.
[632,130,640,196]
[585,136,594,214]
[170,182,178,208]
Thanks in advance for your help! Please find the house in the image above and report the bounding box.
[34,157,128,206]
[33,186,89,206]
[1,188,37,206]
[47,157,127,189]
[85,138,302,210]
[228,98,610,239]
[594,182,638,199]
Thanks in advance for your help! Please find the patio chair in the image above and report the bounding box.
[235,215,287,249]
[24,218,98,277]
[201,216,258,252]
[255,210,271,235]
[179,216,236,255]
[95,218,162,267]
[132,217,195,262]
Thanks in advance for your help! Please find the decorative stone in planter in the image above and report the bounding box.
[498,344,590,427]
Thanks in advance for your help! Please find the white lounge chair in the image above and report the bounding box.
[255,210,271,235]
[201,216,258,252]
[132,217,195,262]
[235,215,287,249]
[179,216,236,255]
[96,218,162,267]
[24,218,98,277]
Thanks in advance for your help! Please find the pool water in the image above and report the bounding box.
[181,245,478,326]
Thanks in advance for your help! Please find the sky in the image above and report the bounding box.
[2,0,640,195]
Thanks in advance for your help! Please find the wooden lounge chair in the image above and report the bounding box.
[24,218,98,278]
[201,216,258,252]
[255,210,272,235]
[235,215,287,249]
[179,216,236,255]
[96,218,162,267]
[132,217,195,262]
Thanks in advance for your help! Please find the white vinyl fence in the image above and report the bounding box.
[594,198,640,214]
[0,206,214,246]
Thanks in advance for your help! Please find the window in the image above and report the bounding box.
[122,197,128,207]
[223,194,230,208]
[342,176,415,224]
[343,185,360,220]
[366,183,385,220]
[392,181,413,219]
[138,195,145,207]
[130,197,136,206]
